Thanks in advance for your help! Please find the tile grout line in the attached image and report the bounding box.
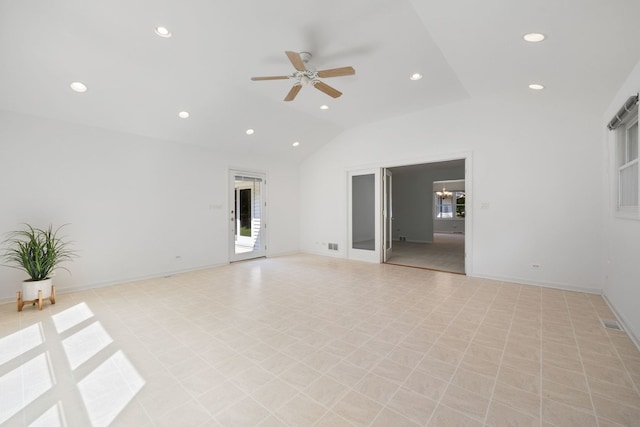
[363,282,461,426]
[539,289,543,427]
[422,280,505,426]
[229,262,378,425]
[301,271,446,426]
[325,285,423,425]
[480,283,523,427]
[564,291,600,427]
[588,295,640,401]
[165,283,312,427]
[161,318,255,425]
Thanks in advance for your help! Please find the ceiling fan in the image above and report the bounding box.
[251,51,355,101]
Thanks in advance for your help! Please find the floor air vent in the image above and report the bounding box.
[602,319,623,331]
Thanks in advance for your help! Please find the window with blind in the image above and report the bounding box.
[435,191,466,219]
[610,95,639,218]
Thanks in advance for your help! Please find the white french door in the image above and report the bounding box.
[229,170,266,262]
[347,168,381,263]
[383,168,393,262]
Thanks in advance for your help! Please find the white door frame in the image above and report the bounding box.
[383,168,393,262]
[345,151,472,276]
[229,169,267,262]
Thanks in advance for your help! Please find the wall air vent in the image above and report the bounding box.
[602,319,623,331]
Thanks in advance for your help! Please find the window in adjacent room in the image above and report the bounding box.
[610,95,639,218]
[435,190,465,219]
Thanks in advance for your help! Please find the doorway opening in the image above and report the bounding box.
[346,157,470,274]
[384,160,465,273]
[229,170,266,262]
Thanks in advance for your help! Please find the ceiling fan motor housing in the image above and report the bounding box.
[296,71,317,85]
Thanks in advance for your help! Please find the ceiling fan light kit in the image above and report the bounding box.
[251,51,356,101]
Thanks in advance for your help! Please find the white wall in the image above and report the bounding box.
[434,220,465,234]
[300,96,604,292]
[0,110,300,300]
[602,60,640,345]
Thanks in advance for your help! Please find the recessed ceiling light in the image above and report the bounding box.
[528,83,545,90]
[178,111,189,118]
[292,141,300,147]
[155,27,172,38]
[523,33,545,42]
[246,129,254,135]
[320,105,329,110]
[70,82,87,93]
[410,73,423,81]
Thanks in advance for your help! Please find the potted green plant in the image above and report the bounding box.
[2,224,76,311]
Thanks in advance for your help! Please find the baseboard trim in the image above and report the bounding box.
[0,262,229,306]
[296,253,601,296]
[601,293,640,352]
[267,250,302,258]
[0,253,308,306]
[469,272,601,295]
[301,248,343,258]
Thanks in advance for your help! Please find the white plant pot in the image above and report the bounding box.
[22,278,53,301]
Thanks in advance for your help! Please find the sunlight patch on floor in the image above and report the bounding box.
[52,302,94,334]
[29,402,65,427]
[0,353,54,424]
[62,322,113,370]
[0,302,145,425]
[0,322,44,365]
[78,350,145,427]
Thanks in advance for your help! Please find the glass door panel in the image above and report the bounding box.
[229,170,266,262]
[347,169,381,263]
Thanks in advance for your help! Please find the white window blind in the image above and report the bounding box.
[610,95,639,218]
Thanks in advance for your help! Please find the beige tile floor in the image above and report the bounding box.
[387,234,465,274]
[1,254,640,426]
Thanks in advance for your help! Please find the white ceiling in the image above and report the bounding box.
[1,0,639,162]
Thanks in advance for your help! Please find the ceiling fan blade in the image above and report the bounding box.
[317,66,356,78]
[285,51,307,71]
[284,84,302,101]
[251,76,290,81]
[313,81,342,98]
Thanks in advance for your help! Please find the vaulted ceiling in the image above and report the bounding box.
[1,0,639,161]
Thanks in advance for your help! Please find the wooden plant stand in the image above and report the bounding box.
[17,285,56,312]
